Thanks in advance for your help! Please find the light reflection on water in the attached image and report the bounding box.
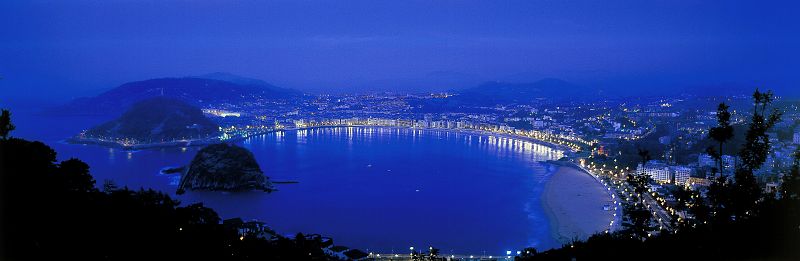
[284,127,564,162]
[18,115,566,254]
[230,127,563,253]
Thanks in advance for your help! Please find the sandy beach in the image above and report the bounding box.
[542,164,615,245]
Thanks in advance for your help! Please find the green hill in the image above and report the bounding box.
[84,97,219,142]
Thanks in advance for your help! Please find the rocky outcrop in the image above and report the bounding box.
[177,143,273,194]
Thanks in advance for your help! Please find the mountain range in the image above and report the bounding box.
[48,73,301,115]
[47,71,781,116]
[453,78,604,105]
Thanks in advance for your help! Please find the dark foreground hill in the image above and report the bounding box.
[1,111,365,260]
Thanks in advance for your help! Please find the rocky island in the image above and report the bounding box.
[74,97,220,149]
[177,143,273,194]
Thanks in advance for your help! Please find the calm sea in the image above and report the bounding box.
[12,110,564,255]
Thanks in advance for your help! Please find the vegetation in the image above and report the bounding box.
[0,112,349,260]
[707,102,734,174]
[84,97,219,143]
[622,172,654,240]
[0,109,14,140]
[516,90,800,260]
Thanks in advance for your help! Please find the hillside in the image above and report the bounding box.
[83,97,219,142]
[196,72,301,95]
[50,75,300,115]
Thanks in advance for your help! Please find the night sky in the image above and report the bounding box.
[1,0,798,102]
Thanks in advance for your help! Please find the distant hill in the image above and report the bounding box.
[84,97,219,142]
[347,71,484,93]
[454,78,602,105]
[196,72,301,95]
[49,75,300,115]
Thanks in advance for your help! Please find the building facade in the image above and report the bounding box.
[637,162,694,185]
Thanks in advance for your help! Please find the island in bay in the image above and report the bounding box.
[72,97,221,149]
[177,143,274,194]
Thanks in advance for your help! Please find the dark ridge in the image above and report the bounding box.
[46,76,300,115]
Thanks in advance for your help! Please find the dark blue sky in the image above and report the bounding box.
[1,0,798,101]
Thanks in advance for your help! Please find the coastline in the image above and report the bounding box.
[65,136,224,150]
[541,163,615,246]
[297,125,577,153]
[65,125,576,153]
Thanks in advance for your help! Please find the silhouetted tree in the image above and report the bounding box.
[672,186,691,216]
[177,203,221,225]
[624,172,654,240]
[705,146,721,177]
[708,102,734,173]
[58,158,97,193]
[0,109,14,140]
[0,109,355,260]
[102,179,118,192]
[732,89,781,219]
[780,148,800,200]
[637,147,651,168]
[516,89,799,261]
[687,189,711,226]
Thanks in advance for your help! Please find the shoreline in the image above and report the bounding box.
[541,163,615,247]
[66,136,222,150]
[300,125,577,153]
[65,125,576,153]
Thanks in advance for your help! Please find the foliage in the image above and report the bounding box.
[516,90,799,260]
[739,89,782,172]
[85,97,219,142]
[623,173,654,239]
[0,112,344,260]
[636,147,651,167]
[707,102,734,173]
[0,109,14,139]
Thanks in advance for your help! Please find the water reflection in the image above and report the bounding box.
[249,127,564,162]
